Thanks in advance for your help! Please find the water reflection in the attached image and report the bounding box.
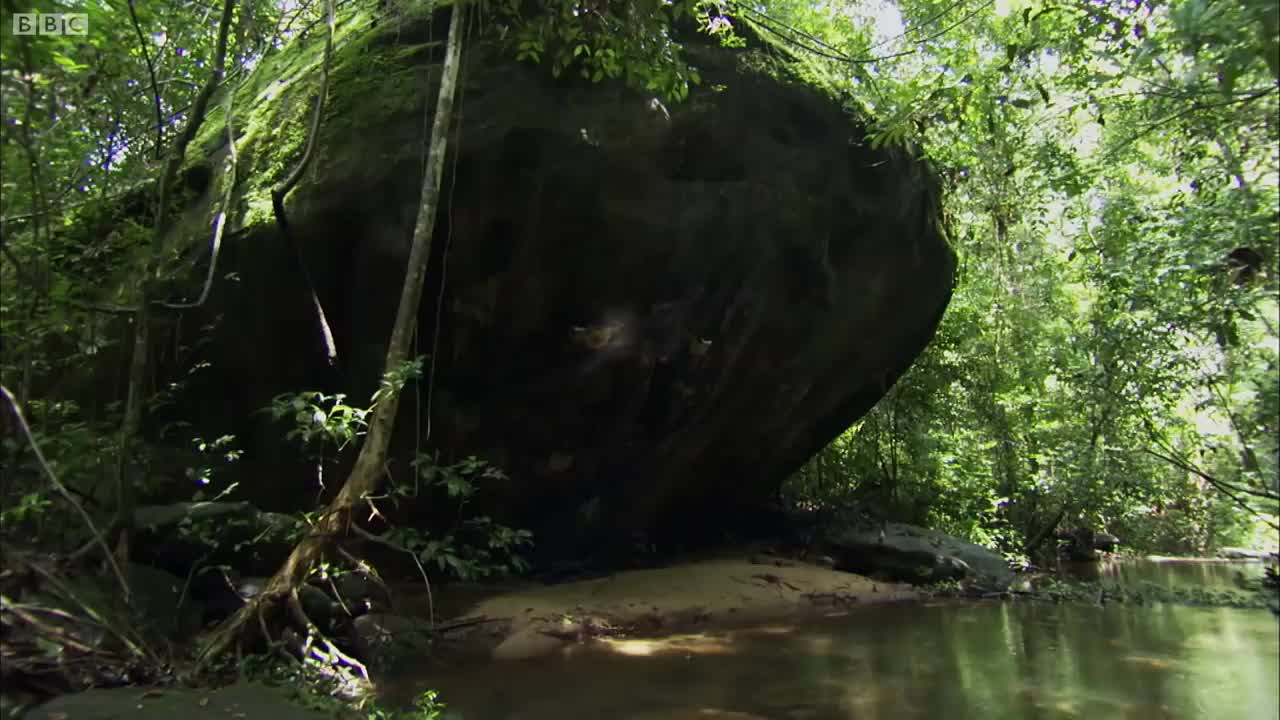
[1062,558,1267,589]
[382,568,1279,720]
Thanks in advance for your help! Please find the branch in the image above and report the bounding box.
[158,70,241,311]
[907,0,995,49]
[2,0,313,232]
[1,385,133,602]
[728,2,855,60]
[1102,87,1279,163]
[348,524,435,628]
[1152,443,1280,499]
[1203,374,1266,475]
[112,0,237,560]
[730,3,915,65]
[1141,448,1280,530]
[126,0,165,159]
[1024,506,1068,554]
[270,0,339,367]
[153,0,236,230]
[870,0,974,50]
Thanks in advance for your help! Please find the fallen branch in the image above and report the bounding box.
[1,385,131,602]
[19,559,154,664]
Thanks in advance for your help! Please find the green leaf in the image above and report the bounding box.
[51,53,88,73]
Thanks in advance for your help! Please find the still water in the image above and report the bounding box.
[1062,557,1268,589]
[385,564,1279,720]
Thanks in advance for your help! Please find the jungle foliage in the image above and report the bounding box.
[774,0,1280,559]
[0,0,1276,592]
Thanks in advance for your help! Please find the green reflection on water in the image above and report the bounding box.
[383,569,1279,720]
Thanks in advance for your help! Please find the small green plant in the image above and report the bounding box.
[267,359,425,447]
[267,391,371,450]
[266,359,425,495]
[370,357,425,407]
[236,651,445,719]
[189,433,242,501]
[364,691,444,720]
[381,452,533,580]
[0,491,52,529]
[262,362,532,581]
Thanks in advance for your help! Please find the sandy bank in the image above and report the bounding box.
[418,554,916,661]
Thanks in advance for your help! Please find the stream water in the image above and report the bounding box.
[382,561,1279,720]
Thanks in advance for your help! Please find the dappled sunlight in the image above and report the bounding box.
[599,633,739,657]
[737,624,796,637]
[626,709,770,720]
[1120,655,1177,671]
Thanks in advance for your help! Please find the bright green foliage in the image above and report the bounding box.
[783,0,1279,557]
[269,391,372,451]
[2,0,1275,564]
[394,452,535,579]
[0,0,292,542]
[365,691,445,720]
[266,363,533,581]
[493,0,713,102]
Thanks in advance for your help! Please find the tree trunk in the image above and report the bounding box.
[198,0,468,666]
[111,0,237,568]
[1023,505,1066,556]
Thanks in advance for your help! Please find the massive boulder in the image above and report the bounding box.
[164,11,954,557]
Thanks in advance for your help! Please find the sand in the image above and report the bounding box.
[421,554,916,661]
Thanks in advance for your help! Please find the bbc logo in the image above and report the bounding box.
[13,13,89,35]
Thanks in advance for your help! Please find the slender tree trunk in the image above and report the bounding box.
[111,0,237,567]
[199,0,468,665]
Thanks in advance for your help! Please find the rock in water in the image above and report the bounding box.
[826,523,1014,585]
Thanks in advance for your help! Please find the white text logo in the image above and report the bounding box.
[13,13,89,36]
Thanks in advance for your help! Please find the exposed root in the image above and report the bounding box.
[195,535,384,693]
[287,586,370,683]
